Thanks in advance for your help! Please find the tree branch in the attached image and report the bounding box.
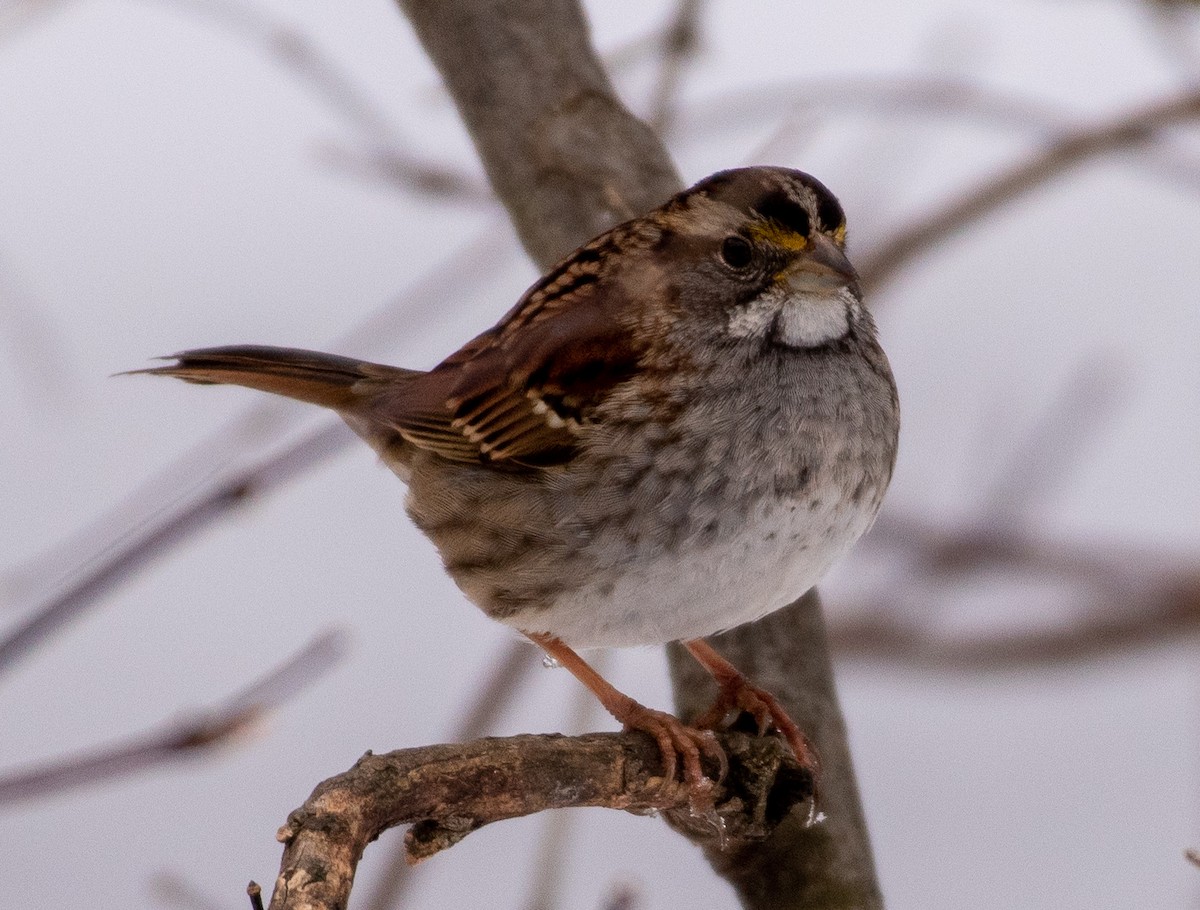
[396,0,681,268]
[268,732,812,910]
[0,630,344,805]
[857,86,1200,292]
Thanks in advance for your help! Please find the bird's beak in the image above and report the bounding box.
[784,232,858,292]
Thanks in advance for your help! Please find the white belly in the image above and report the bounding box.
[503,493,876,649]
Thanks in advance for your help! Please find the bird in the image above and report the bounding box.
[134,166,899,799]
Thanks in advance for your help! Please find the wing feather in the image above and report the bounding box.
[368,230,649,467]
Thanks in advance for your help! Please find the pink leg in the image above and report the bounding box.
[684,638,820,777]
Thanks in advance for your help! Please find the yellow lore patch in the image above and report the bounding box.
[748,221,809,252]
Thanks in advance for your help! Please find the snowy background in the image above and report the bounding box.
[1,1,1198,907]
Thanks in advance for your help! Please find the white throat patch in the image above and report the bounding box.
[727,286,852,348]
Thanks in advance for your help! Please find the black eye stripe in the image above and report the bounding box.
[754,191,810,238]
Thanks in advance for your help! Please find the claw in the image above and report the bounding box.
[685,639,821,779]
[619,701,725,810]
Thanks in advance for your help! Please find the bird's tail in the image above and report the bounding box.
[128,345,417,410]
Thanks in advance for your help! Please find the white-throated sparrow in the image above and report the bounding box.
[137,166,899,796]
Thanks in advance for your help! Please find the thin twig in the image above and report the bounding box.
[646,0,704,136]
[975,355,1126,520]
[0,424,350,679]
[833,513,1200,670]
[149,873,227,910]
[857,86,1200,292]
[140,0,479,200]
[677,77,1200,201]
[0,630,345,805]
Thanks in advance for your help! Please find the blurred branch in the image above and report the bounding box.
[646,0,704,135]
[976,355,1126,519]
[831,576,1200,670]
[681,76,1200,200]
[267,732,811,910]
[0,0,75,45]
[0,630,345,805]
[1141,1,1200,80]
[687,75,1073,137]
[150,873,228,910]
[599,886,639,910]
[316,143,490,201]
[145,0,482,201]
[1186,847,1200,869]
[0,423,350,679]
[858,86,1200,292]
[835,513,1200,669]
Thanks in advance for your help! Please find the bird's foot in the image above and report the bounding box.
[693,675,820,778]
[617,699,728,811]
[523,633,728,810]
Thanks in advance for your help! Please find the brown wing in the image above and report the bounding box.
[374,234,647,467]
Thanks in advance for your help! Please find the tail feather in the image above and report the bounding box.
[129,345,417,410]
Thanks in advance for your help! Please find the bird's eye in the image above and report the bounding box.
[720,235,754,270]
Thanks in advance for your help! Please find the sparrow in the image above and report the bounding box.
[135,166,899,798]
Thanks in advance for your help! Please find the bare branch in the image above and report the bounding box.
[149,873,227,910]
[0,424,350,679]
[679,76,1200,200]
[142,0,480,201]
[267,732,812,910]
[832,512,1200,670]
[831,582,1200,670]
[857,87,1200,292]
[397,0,681,268]
[976,355,1126,519]
[646,0,705,135]
[0,630,345,805]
